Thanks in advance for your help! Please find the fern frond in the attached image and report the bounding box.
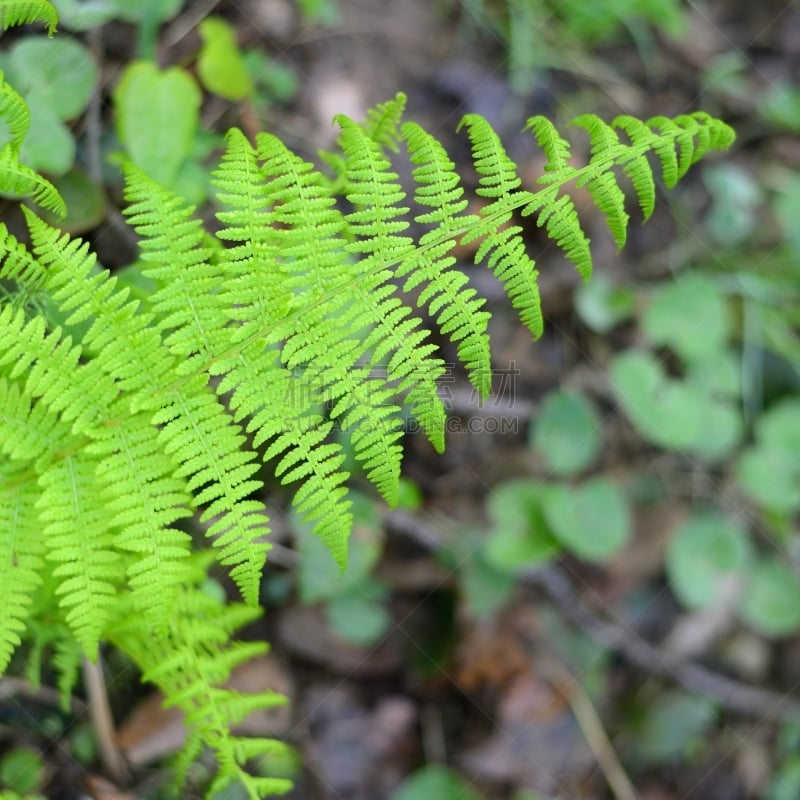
[0,96,735,799]
[117,173,271,600]
[0,461,44,671]
[602,115,657,220]
[23,209,173,403]
[523,118,593,279]
[122,164,225,374]
[571,115,629,248]
[152,378,269,604]
[110,574,292,799]
[36,453,121,658]
[459,114,543,336]
[0,221,48,302]
[0,73,63,217]
[0,305,116,435]
[252,130,408,505]
[213,128,290,341]
[318,92,408,195]
[528,116,574,176]
[400,120,492,396]
[360,91,407,153]
[0,284,204,630]
[262,410,352,562]
[0,378,71,467]
[87,413,194,626]
[212,132,356,562]
[648,113,734,184]
[0,0,57,34]
[0,71,30,146]
[0,143,65,217]
[337,115,446,453]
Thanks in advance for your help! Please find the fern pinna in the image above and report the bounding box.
[0,86,733,795]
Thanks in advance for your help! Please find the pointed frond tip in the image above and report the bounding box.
[0,143,65,218]
[0,0,58,35]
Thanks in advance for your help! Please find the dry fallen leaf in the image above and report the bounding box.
[460,670,591,795]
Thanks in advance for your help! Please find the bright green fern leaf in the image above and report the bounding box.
[36,453,121,658]
[337,115,446,454]
[0,0,57,34]
[459,114,543,336]
[399,120,492,398]
[110,562,292,800]
[0,95,735,797]
[0,460,44,671]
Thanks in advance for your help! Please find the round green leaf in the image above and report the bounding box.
[8,37,98,120]
[109,0,183,24]
[40,167,106,233]
[20,97,74,175]
[326,587,389,645]
[757,398,800,452]
[665,513,750,610]
[51,0,118,31]
[611,350,690,447]
[459,551,515,618]
[530,390,602,476]
[114,61,201,187]
[632,690,716,764]
[737,558,800,637]
[736,399,800,514]
[484,480,561,570]
[393,765,482,800]
[686,349,740,399]
[244,51,300,103]
[396,477,423,510]
[759,82,800,133]
[703,163,764,245]
[643,273,731,362]
[541,477,631,561]
[736,448,800,515]
[691,394,742,460]
[610,350,741,459]
[574,273,634,333]
[0,747,44,794]
[198,16,253,101]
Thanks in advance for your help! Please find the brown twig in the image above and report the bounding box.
[162,0,223,48]
[384,511,800,722]
[544,656,639,800]
[0,676,86,714]
[82,655,131,786]
[526,565,800,723]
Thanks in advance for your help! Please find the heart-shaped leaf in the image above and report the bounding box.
[114,61,201,188]
[542,477,631,561]
[665,512,750,610]
[530,390,601,476]
[737,558,800,637]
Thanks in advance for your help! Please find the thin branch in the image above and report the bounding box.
[526,565,800,723]
[162,0,223,47]
[0,676,86,714]
[82,655,131,786]
[384,511,800,723]
[544,657,639,800]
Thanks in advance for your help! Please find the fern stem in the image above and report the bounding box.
[82,655,131,785]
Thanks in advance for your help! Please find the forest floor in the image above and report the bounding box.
[3,0,800,798]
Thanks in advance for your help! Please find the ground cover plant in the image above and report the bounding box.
[0,0,797,798]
